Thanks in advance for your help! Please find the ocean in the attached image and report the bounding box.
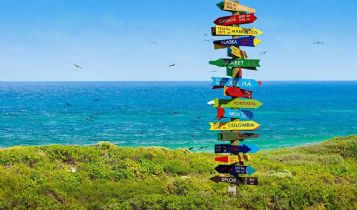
[0,81,356,150]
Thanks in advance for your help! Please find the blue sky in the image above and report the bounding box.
[0,0,356,81]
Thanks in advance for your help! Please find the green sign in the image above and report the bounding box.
[209,58,260,70]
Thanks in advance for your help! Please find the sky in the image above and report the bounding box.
[0,0,356,81]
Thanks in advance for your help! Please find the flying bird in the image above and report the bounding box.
[168,64,176,68]
[260,51,269,55]
[188,147,194,151]
[313,41,325,45]
[73,64,83,69]
[204,33,208,36]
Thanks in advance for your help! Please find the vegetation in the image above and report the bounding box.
[0,136,356,209]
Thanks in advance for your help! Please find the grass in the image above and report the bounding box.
[0,136,356,209]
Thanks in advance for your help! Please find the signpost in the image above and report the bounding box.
[212,77,261,91]
[214,14,257,26]
[209,121,260,131]
[215,154,250,164]
[209,58,260,69]
[216,0,256,13]
[214,37,262,48]
[210,176,259,185]
[208,98,263,109]
[215,165,256,175]
[228,46,248,58]
[212,26,263,36]
[216,108,253,120]
[215,144,260,154]
[224,87,252,98]
[208,0,263,193]
[218,132,260,141]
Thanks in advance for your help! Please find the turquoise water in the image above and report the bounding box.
[0,81,356,150]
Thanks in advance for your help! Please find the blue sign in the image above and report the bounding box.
[211,77,261,91]
[217,108,253,120]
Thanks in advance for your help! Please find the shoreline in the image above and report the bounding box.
[1,135,355,152]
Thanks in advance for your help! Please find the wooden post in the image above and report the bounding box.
[228,6,241,196]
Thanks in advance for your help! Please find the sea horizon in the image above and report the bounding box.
[1,81,356,150]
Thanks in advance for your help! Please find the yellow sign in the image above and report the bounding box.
[230,46,248,59]
[214,25,263,36]
[222,0,256,13]
[209,121,260,131]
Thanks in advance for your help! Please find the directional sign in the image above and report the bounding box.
[215,154,250,164]
[216,0,256,13]
[214,37,262,48]
[214,14,258,26]
[215,144,260,154]
[212,26,263,36]
[227,78,261,91]
[227,46,248,58]
[224,87,252,98]
[217,108,253,120]
[211,77,261,91]
[215,165,256,175]
[210,176,259,185]
[209,121,260,131]
[208,98,263,109]
[209,58,260,70]
[218,132,260,141]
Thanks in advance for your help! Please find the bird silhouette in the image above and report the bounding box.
[73,64,83,69]
[168,64,176,68]
[260,51,268,55]
[204,33,208,36]
[188,147,194,151]
[313,41,324,45]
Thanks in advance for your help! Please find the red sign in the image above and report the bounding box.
[225,87,252,98]
[214,14,257,26]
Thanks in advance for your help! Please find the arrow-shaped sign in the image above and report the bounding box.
[214,13,258,26]
[212,77,261,90]
[216,0,256,13]
[218,132,260,141]
[208,98,263,109]
[227,46,248,58]
[209,58,260,70]
[215,154,250,164]
[215,144,260,154]
[212,26,263,36]
[209,121,260,131]
[215,165,256,175]
[210,176,259,185]
[224,87,252,98]
[217,108,253,120]
[214,37,262,48]
[211,77,262,91]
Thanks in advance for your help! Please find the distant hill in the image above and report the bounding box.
[0,136,356,209]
